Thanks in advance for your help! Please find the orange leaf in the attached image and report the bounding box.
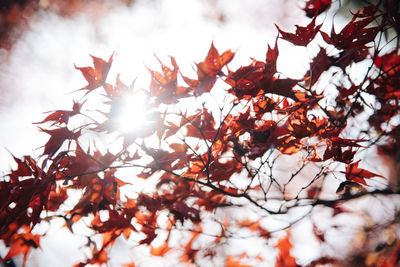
[150,241,171,256]
[343,160,384,185]
[197,42,234,79]
[4,232,41,266]
[275,231,297,267]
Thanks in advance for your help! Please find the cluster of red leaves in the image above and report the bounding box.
[1,1,399,266]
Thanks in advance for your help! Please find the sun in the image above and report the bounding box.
[114,90,149,133]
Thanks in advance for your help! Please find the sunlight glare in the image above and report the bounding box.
[116,90,149,133]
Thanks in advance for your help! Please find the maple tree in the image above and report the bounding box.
[1,0,400,266]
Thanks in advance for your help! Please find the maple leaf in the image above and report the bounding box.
[197,42,234,79]
[139,226,157,245]
[8,154,36,182]
[71,169,127,216]
[322,146,355,164]
[269,78,300,100]
[185,107,217,140]
[265,39,279,74]
[184,42,234,94]
[39,127,80,156]
[74,52,114,93]
[320,14,379,50]
[3,232,41,267]
[91,209,134,235]
[342,160,384,185]
[172,200,200,223]
[34,101,83,126]
[228,40,299,101]
[305,47,332,86]
[103,74,136,99]
[319,12,381,69]
[148,56,190,103]
[253,96,277,118]
[134,211,158,245]
[288,111,327,138]
[0,157,54,237]
[150,241,171,257]
[208,159,241,182]
[226,60,266,99]
[58,144,99,182]
[276,17,322,46]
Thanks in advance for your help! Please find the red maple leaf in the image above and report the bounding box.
[305,47,332,86]
[343,160,384,185]
[183,42,234,94]
[276,17,322,46]
[320,14,380,50]
[8,155,35,182]
[34,101,83,126]
[227,39,300,100]
[74,52,114,93]
[197,42,234,78]
[39,127,80,156]
[148,56,190,103]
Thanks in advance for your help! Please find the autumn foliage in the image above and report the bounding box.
[1,0,400,266]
